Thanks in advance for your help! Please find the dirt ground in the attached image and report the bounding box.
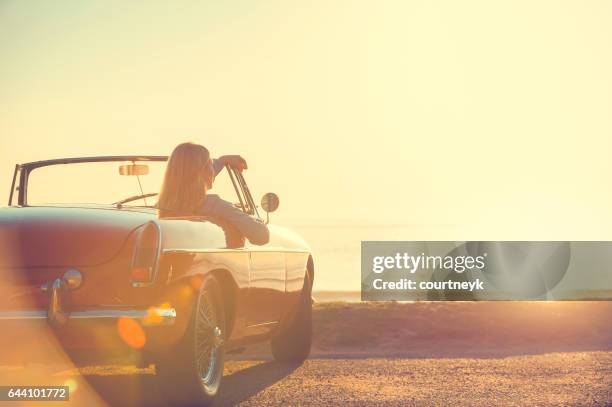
[0,301,610,406]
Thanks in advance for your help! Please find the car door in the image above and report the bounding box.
[246,244,286,328]
[212,167,287,329]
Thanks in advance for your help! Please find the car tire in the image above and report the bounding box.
[155,274,226,407]
[270,271,312,362]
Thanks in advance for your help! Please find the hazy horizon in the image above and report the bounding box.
[2,0,612,239]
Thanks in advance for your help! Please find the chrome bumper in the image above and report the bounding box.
[0,276,176,327]
[0,307,176,326]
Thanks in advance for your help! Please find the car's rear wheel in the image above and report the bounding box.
[155,274,225,406]
[270,271,312,362]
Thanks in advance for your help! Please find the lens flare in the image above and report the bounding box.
[190,275,203,290]
[117,317,146,349]
[64,378,78,394]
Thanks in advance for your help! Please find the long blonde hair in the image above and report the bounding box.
[157,142,213,218]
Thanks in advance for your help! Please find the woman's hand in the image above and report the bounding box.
[219,155,248,172]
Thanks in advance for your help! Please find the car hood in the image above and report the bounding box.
[0,206,156,268]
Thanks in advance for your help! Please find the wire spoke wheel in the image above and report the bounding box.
[155,275,225,406]
[195,285,224,387]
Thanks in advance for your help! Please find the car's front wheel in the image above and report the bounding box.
[155,274,225,406]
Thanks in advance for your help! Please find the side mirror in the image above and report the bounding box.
[261,192,279,213]
[119,164,149,176]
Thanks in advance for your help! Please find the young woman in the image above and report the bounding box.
[157,142,269,246]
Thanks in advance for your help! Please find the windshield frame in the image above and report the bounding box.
[10,156,261,220]
[12,156,168,207]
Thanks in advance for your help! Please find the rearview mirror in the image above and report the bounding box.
[261,192,279,213]
[119,164,149,176]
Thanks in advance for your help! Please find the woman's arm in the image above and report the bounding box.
[212,155,248,176]
[207,196,270,246]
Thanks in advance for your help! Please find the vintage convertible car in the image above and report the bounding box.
[0,156,314,405]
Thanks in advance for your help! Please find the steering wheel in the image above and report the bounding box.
[114,193,158,208]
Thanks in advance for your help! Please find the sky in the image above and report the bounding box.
[1,0,612,239]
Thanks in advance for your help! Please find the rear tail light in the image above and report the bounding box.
[131,222,160,286]
[131,266,152,281]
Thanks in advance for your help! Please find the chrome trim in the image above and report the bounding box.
[19,156,168,170]
[62,269,83,290]
[131,220,163,288]
[41,269,83,293]
[246,321,279,328]
[0,311,47,320]
[227,165,249,214]
[8,164,18,206]
[48,278,68,326]
[235,169,261,218]
[247,247,310,253]
[163,248,245,254]
[0,307,176,326]
[163,248,310,254]
[69,308,176,326]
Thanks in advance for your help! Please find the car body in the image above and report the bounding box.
[0,155,314,404]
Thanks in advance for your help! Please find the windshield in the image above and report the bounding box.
[26,161,167,207]
[22,159,247,209]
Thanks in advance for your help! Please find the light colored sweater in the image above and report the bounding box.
[200,159,269,246]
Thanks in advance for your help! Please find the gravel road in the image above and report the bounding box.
[7,352,607,406]
[1,302,610,406]
[216,353,611,406]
